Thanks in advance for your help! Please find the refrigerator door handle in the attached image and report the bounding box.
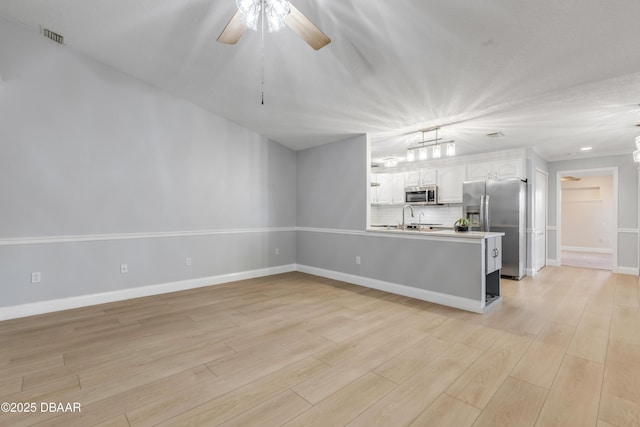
[484,195,490,232]
[479,195,485,231]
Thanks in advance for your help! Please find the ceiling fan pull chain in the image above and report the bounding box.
[261,0,265,105]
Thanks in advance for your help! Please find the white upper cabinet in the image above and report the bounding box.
[419,169,437,186]
[437,166,465,203]
[372,157,524,206]
[466,159,524,181]
[373,174,391,204]
[404,171,420,187]
[465,163,492,181]
[492,160,523,179]
[372,173,405,204]
[370,174,379,204]
[391,173,406,204]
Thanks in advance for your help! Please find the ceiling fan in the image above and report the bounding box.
[217,0,331,50]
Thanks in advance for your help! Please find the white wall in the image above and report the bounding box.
[561,176,614,252]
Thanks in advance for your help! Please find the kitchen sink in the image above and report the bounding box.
[370,224,445,232]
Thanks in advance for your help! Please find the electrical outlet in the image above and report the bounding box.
[185,257,192,266]
[275,248,280,256]
[120,264,128,274]
[356,256,361,265]
[31,272,41,283]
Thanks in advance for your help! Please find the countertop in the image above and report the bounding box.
[367,227,505,240]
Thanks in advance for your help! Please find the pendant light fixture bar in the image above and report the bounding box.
[406,127,456,162]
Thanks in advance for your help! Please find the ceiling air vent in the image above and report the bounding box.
[43,28,64,44]
[487,132,504,137]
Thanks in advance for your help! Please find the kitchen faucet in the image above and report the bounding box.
[402,205,414,230]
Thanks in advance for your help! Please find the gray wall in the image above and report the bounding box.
[296,231,483,300]
[546,154,638,271]
[0,18,296,308]
[296,135,368,231]
[295,135,484,302]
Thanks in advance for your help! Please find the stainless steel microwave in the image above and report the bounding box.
[405,185,439,205]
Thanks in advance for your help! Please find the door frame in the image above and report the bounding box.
[555,167,618,271]
[534,168,548,274]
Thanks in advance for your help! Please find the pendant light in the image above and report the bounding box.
[418,145,428,161]
[418,131,428,160]
[446,141,456,156]
[432,128,441,158]
[406,148,415,162]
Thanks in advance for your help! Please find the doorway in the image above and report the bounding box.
[556,168,617,271]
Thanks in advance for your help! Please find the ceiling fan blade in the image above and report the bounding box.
[217,9,247,45]
[284,3,331,50]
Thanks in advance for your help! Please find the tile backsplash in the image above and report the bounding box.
[371,205,462,228]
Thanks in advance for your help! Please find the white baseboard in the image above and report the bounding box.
[561,246,613,254]
[4,260,635,322]
[615,266,639,276]
[296,264,485,313]
[0,264,296,321]
[547,259,637,276]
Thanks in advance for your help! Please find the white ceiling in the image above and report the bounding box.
[1,0,640,162]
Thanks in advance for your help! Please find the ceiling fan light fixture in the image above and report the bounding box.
[219,0,330,50]
[236,0,261,30]
[265,0,290,32]
[383,157,398,167]
[236,0,290,32]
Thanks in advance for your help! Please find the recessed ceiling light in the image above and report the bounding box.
[486,132,504,137]
[580,147,592,151]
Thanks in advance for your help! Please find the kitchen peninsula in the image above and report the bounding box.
[364,227,504,313]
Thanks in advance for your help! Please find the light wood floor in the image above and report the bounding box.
[0,267,639,426]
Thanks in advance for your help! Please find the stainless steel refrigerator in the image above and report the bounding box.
[463,179,526,280]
